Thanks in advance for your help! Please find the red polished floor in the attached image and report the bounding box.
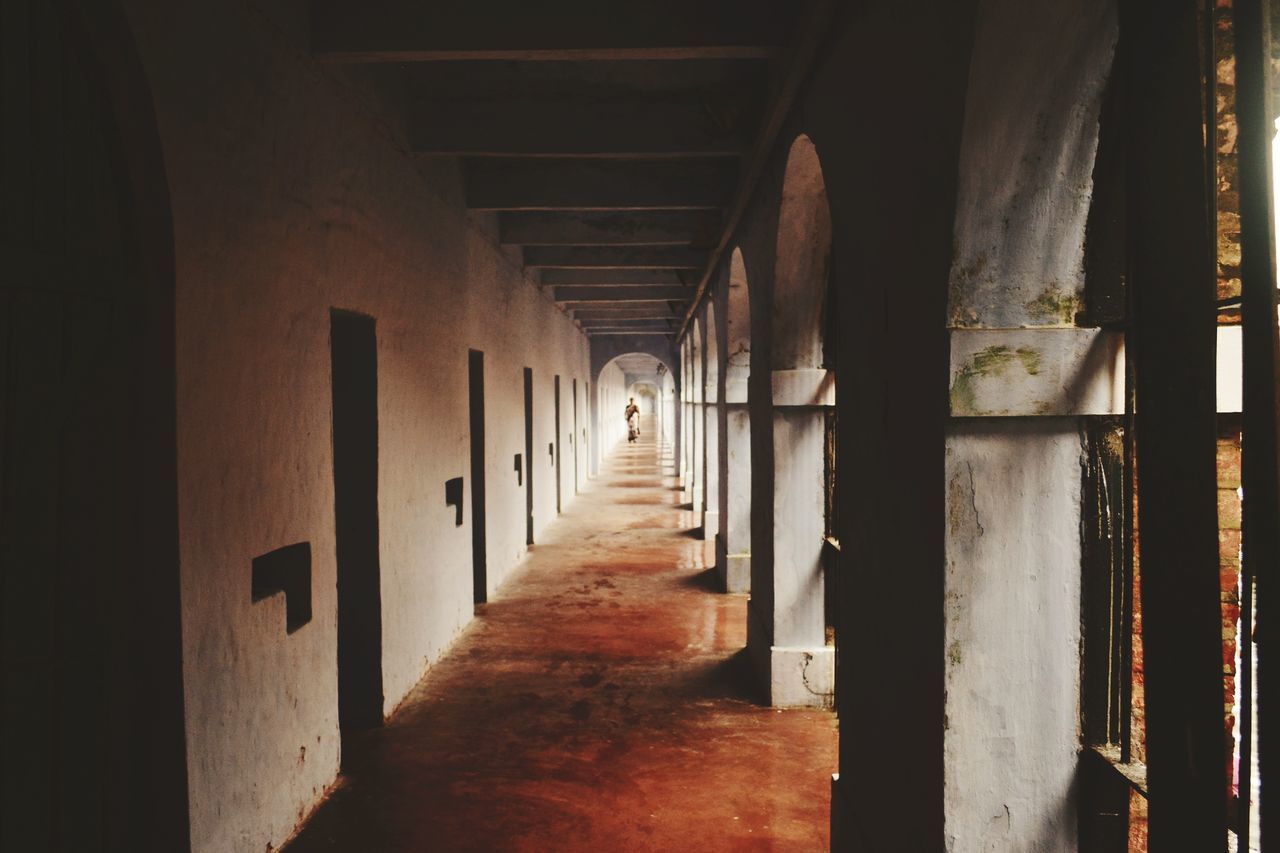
[284,421,837,852]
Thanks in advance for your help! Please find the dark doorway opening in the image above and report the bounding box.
[524,367,535,545]
[554,375,563,513]
[330,310,384,747]
[469,350,487,604]
[572,378,579,494]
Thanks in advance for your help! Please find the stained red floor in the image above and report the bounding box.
[284,420,837,852]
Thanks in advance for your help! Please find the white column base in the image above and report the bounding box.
[770,645,834,708]
[698,510,718,540]
[748,632,834,709]
[717,553,750,593]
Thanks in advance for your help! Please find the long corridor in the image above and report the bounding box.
[284,420,837,851]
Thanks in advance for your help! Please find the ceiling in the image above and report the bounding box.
[309,1,822,339]
[611,352,666,377]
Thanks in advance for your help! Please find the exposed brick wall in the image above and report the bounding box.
[1130,459,1147,850]
[1215,0,1242,317]
[1219,425,1243,799]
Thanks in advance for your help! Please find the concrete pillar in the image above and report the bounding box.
[701,401,719,540]
[748,368,834,708]
[680,338,691,489]
[701,308,720,541]
[589,374,600,478]
[667,367,678,476]
[690,328,704,516]
[718,373,751,593]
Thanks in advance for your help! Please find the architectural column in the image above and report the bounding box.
[748,368,834,707]
[681,337,692,491]
[689,330,704,514]
[718,360,751,593]
[701,310,720,540]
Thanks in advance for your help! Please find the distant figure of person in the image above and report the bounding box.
[625,397,640,442]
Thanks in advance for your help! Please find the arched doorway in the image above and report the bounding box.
[595,352,675,457]
[718,249,752,593]
[1,1,188,848]
[747,134,835,708]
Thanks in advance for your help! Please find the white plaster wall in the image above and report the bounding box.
[944,421,1082,852]
[770,410,826,647]
[125,5,590,850]
[597,361,628,455]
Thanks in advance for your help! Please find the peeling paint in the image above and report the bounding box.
[1023,284,1083,326]
[950,345,1043,415]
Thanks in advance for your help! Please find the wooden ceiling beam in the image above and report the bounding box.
[574,310,676,322]
[465,159,737,210]
[584,330,674,336]
[553,286,691,302]
[525,247,708,269]
[410,98,747,157]
[540,269,696,286]
[578,312,680,322]
[310,1,793,62]
[499,211,720,246]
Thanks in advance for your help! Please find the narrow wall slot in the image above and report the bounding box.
[514,454,523,486]
[251,542,312,634]
[445,477,464,526]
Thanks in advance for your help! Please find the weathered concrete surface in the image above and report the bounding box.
[944,421,1082,853]
[948,0,1117,329]
[701,302,720,540]
[949,328,1124,416]
[938,2,1117,849]
[691,319,705,517]
[122,5,591,850]
[283,421,837,851]
[719,250,752,593]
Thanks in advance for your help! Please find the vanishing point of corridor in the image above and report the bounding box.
[284,420,838,852]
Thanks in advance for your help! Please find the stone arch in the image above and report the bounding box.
[747,133,835,709]
[772,135,832,371]
[726,248,751,400]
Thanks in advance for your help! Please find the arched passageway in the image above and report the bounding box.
[595,351,676,461]
[747,134,836,709]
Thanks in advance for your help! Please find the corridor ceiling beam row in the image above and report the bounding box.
[523,247,708,270]
[410,100,748,157]
[553,287,691,302]
[308,0,816,337]
[464,159,738,211]
[310,1,795,62]
[540,270,696,287]
[499,212,721,246]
